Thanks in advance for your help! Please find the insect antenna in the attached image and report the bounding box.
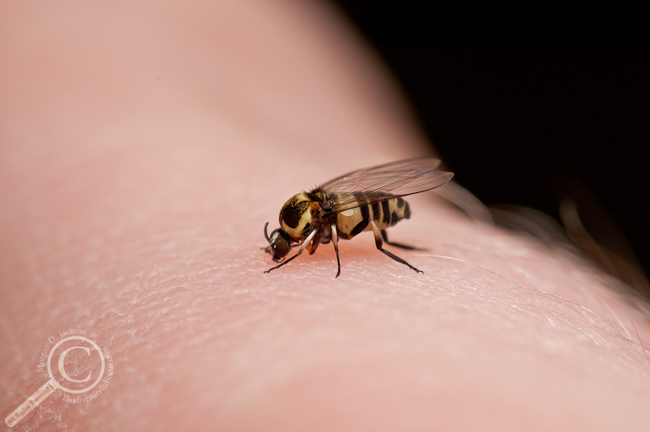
[263,221,271,243]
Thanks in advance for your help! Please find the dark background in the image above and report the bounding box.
[332,2,650,276]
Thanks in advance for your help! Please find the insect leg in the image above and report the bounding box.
[370,221,423,273]
[380,230,427,251]
[331,223,341,278]
[307,231,321,255]
[265,229,318,274]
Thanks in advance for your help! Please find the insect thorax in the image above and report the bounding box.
[279,193,322,240]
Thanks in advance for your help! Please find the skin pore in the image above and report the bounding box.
[1,1,650,431]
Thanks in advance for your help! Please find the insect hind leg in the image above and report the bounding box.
[380,230,427,251]
[331,223,341,278]
[371,221,423,274]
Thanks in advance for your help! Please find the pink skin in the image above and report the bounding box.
[2,1,650,431]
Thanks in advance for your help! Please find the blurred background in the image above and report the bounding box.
[332,1,650,277]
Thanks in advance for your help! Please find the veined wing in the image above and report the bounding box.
[314,157,454,213]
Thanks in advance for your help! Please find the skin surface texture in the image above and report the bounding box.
[1,1,650,431]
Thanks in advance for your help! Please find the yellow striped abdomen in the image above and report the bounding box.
[336,192,411,240]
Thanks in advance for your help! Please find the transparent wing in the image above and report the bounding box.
[316,157,454,213]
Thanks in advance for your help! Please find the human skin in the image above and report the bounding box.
[1,1,650,431]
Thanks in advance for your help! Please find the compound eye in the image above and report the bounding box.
[271,237,290,259]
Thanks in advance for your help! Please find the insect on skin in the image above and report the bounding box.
[263,157,454,277]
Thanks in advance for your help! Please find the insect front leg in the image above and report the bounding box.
[265,229,318,274]
[380,230,427,251]
[370,221,423,274]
